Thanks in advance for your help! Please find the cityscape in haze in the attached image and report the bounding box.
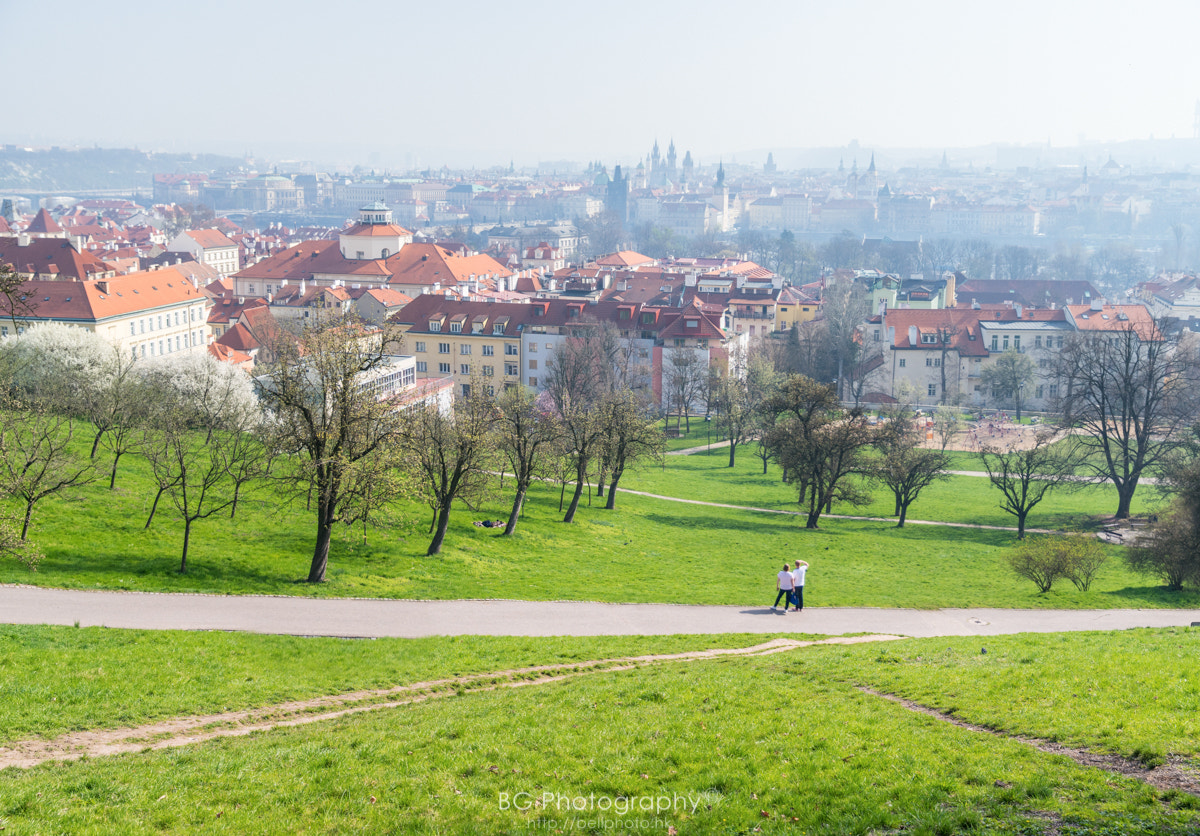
[6,2,1200,834]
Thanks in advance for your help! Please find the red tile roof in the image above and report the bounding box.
[26,209,63,235]
[0,235,112,280]
[184,229,238,250]
[1065,304,1159,338]
[0,266,209,323]
[595,250,655,268]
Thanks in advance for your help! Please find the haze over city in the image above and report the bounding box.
[6,0,1200,169]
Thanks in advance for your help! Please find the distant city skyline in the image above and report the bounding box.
[6,0,1200,170]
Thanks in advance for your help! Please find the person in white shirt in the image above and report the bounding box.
[790,560,809,612]
[773,563,794,611]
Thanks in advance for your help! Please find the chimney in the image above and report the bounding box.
[95,280,108,294]
[1013,303,1022,319]
[1090,297,1103,312]
[908,325,918,345]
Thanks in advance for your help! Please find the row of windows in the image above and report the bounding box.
[417,360,524,378]
[128,309,200,336]
[430,320,506,335]
[989,334,1065,351]
[130,333,199,358]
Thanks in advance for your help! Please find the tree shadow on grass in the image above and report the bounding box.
[1100,585,1200,609]
[641,511,806,536]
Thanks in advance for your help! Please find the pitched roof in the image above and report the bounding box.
[209,341,253,366]
[595,251,655,268]
[392,294,532,336]
[215,321,261,352]
[0,235,112,280]
[26,209,63,235]
[1065,304,1159,338]
[0,266,209,323]
[184,229,238,250]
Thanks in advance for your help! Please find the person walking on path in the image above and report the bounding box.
[772,563,794,611]
[790,560,809,612]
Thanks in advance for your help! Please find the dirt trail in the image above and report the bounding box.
[0,635,901,771]
[861,687,1200,798]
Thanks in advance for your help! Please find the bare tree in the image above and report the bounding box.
[543,323,631,523]
[402,385,496,555]
[819,277,870,401]
[981,348,1036,421]
[85,351,148,489]
[0,398,96,540]
[714,350,780,468]
[1055,318,1200,519]
[875,407,952,527]
[140,398,260,574]
[932,405,964,452]
[763,375,875,529]
[495,387,560,535]
[663,347,706,433]
[978,431,1084,538]
[255,310,406,582]
[596,387,663,509]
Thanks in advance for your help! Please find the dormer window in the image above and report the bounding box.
[493,324,504,335]
[450,322,462,333]
[430,321,442,332]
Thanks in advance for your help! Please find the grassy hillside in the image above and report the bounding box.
[1,426,1190,609]
[0,626,1196,834]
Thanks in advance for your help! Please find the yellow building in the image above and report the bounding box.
[391,296,531,399]
[774,286,820,332]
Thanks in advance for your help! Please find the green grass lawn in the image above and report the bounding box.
[2,440,1192,609]
[0,626,793,741]
[658,416,724,451]
[625,443,1161,530]
[0,626,1197,834]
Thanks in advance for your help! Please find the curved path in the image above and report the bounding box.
[1,585,1195,639]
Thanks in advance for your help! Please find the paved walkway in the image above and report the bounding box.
[1,585,1195,639]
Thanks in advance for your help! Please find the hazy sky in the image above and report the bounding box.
[5,0,1200,169]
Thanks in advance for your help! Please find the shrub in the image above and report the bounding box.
[1126,505,1200,591]
[1007,536,1108,593]
[1060,536,1108,591]
[1008,539,1064,592]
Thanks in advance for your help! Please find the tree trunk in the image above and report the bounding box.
[180,518,191,574]
[1016,512,1027,540]
[605,468,623,510]
[109,451,123,490]
[21,502,33,540]
[728,441,737,468]
[91,432,103,459]
[893,493,902,516]
[897,504,908,528]
[559,479,567,512]
[427,502,452,555]
[230,483,241,519]
[429,506,438,533]
[762,456,769,475]
[504,485,527,536]
[145,485,167,529]
[1114,482,1136,520]
[564,479,585,523]
[308,516,332,581]
[595,463,607,498]
[805,510,821,530]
